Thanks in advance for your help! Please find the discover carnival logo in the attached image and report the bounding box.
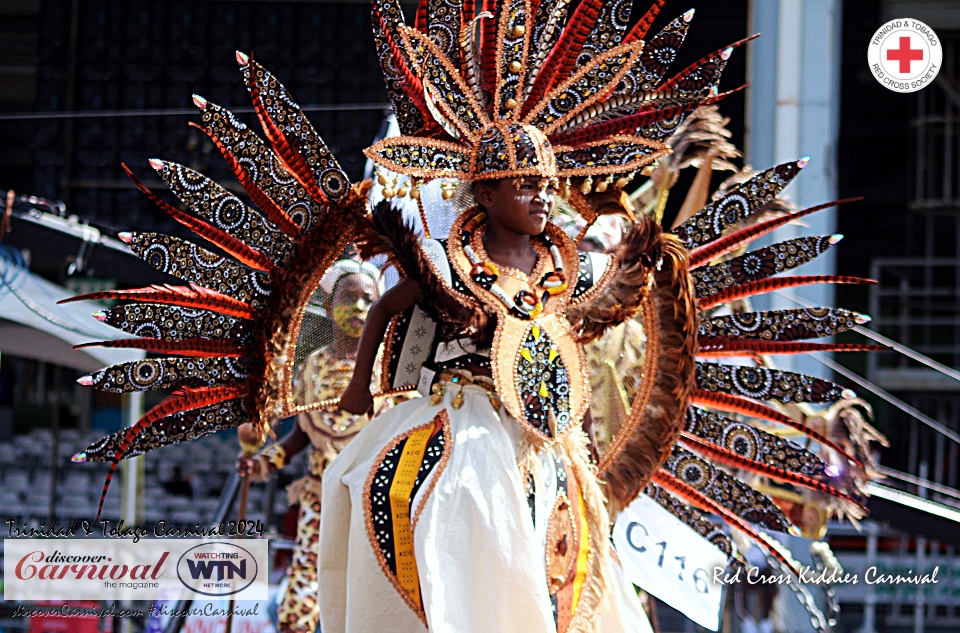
[176,542,259,596]
[868,18,941,93]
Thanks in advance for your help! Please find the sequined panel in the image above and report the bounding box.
[372,0,426,135]
[527,43,640,134]
[85,357,247,394]
[98,304,250,342]
[630,10,693,91]
[575,0,632,67]
[673,161,804,249]
[661,447,792,533]
[125,233,270,306]
[516,324,571,438]
[365,137,471,179]
[399,26,488,138]
[152,155,295,261]
[245,62,351,204]
[496,0,530,119]
[685,407,825,478]
[662,44,733,98]
[426,0,462,59]
[644,483,735,561]
[632,97,702,142]
[699,307,862,341]
[472,123,559,176]
[554,136,664,176]
[691,236,836,297]
[695,362,847,403]
[76,399,246,462]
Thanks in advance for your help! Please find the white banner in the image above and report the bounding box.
[613,494,727,631]
[4,539,269,601]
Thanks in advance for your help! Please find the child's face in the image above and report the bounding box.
[477,177,556,235]
[330,274,379,338]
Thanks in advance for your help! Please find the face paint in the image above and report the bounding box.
[332,301,368,338]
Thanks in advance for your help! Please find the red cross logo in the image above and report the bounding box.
[887,36,924,73]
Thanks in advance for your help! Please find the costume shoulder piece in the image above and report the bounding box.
[64,53,372,520]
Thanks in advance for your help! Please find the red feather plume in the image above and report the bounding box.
[623,0,666,44]
[551,87,737,146]
[698,276,877,310]
[187,122,304,242]
[243,53,327,214]
[94,385,245,520]
[660,35,759,91]
[75,337,245,358]
[697,339,888,357]
[415,0,429,32]
[522,0,605,116]
[122,163,275,273]
[59,282,257,320]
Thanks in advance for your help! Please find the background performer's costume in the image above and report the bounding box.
[67,1,886,631]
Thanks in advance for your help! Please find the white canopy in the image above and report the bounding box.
[0,264,143,373]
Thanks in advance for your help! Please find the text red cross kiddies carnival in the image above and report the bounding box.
[887,36,924,73]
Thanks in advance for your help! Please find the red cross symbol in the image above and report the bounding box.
[887,36,924,73]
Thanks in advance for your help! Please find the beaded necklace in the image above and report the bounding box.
[460,210,568,320]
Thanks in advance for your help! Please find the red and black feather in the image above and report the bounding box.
[60,283,257,319]
[698,275,877,310]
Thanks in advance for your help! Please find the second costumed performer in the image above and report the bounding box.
[239,258,383,633]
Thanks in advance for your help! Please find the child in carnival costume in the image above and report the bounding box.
[66,1,885,631]
[238,258,384,633]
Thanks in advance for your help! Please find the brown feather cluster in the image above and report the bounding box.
[357,200,491,341]
[568,213,664,344]
[663,105,741,173]
[247,180,372,442]
[599,235,699,515]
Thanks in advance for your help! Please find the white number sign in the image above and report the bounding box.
[613,494,728,631]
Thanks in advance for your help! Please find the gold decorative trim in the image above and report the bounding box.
[530,43,644,136]
[397,26,489,141]
[363,136,472,181]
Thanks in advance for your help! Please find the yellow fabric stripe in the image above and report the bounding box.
[389,425,434,607]
[571,486,591,611]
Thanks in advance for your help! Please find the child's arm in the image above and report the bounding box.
[338,277,421,414]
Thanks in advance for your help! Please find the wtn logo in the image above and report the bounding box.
[185,559,247,581]
[176,543,258,597]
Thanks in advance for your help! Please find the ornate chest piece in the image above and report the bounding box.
[447,208,589,442]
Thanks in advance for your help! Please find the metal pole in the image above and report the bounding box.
[119,391,143,633]
[162,472,243,633]
[914,536,926,633]
[861,521,879,633]
[49,364,61,523]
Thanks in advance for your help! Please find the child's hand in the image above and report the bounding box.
[338,380,374,416]
[236,454,263,479]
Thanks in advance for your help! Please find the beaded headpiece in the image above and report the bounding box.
[364,0,748,189]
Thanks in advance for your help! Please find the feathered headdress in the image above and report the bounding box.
[365,0,752,191]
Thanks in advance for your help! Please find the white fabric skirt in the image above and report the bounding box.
[318,379,652,633]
